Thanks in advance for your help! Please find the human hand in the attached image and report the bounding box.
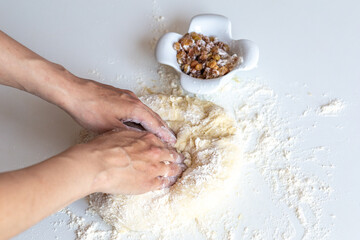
[61,78,177,145]
[0,128,185,239]
[63,128,185,195]
[0,32,174,145]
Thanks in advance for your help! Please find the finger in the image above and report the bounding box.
[129,105,177,145]
[123,90,166,128]
[170,150,185,164]
[164,175,180,187]
[123,91,173,138]
[146,145,184,164]
[158,162,184,178]
[123,121,146,131]
[142,105,177,141]
[150,176,175,191]
[98,125,127,137]
[122,89,138,98]
[142,105,169,130]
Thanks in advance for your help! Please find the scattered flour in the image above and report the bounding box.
[59,208,112,240]
[65,66,336,240]
[88,94,242,238]
[318,99,345,116]
[62,4,339,239]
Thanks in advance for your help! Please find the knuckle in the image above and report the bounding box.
[149,145,163,157]
[168,164,180,176]
[124,89,135,95]
[131,98,142,106]
[149,163,160,173]
[130,103,147,117]
[143,132,158,141]
[119,91,132,100]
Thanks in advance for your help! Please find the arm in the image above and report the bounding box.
[0,30,184,238]
[0,129,184,240]
[0,30,176,144]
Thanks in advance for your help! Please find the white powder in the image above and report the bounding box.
[88,93,243,239]
[185,73,334,239]
[318,99,345,116]
[65,66,336,239]
[64,5,338,238]
[60,208,111,240]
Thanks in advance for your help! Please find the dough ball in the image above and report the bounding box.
[89,94,242,232]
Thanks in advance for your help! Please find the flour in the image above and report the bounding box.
[318,99,345,116]
[63,5,338,239]
[60,208,111,240]
[88,94,243,238]
[64,66,336,240]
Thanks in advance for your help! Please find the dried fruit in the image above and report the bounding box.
[183,64,190,73]
[190,61,199,68]
[219,66,228,75]
[213,54,221,61]
[173,42,181,51]
[195,64,203,71]
[207,60,217,68]
[173,32,239,79]
[182,38,193,47]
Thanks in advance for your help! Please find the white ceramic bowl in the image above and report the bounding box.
[155,14,259,94]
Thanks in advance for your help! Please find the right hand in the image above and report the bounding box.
[63,128,185,195]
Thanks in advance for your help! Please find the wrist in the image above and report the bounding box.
[55,144,106,196]
[23,58,84,110]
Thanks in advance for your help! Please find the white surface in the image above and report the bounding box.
[0,0,359,239]
[156,14,259,94]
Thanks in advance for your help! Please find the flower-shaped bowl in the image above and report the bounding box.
[155,14,259,94]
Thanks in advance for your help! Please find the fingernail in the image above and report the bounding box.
[167,176,178,186]
[160,126,177,144]
[175,153,185,164]
[178,163,187,172]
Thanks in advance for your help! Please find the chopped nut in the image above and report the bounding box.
[191,32,202,41]
[219,66,228,75]
[173,32,239,79]
[213,54,221,61]
[183,64,190,73]
[190,60,199,68]
[176,50,185,59]
[199,54,207,61]
[211,46,219,53]
[207,60,217,68]
[182,38,193,47]
[173,42,181,51]
[195,64,203,71]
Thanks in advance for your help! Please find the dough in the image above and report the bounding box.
[89,94,242,232]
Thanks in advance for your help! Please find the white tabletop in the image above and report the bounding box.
[0,0,359,239]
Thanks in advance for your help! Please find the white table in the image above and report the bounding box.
[0,0,359,239]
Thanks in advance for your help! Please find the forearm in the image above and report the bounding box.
[0,30,81,110]
[0,149,98,240]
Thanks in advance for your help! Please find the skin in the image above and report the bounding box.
[0,30,185,239]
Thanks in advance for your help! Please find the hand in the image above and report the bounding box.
[0,30,184,238]
[0,30,176,145]
[0,128,185,239]
[63,78,177,145]
[63,128,185,195]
